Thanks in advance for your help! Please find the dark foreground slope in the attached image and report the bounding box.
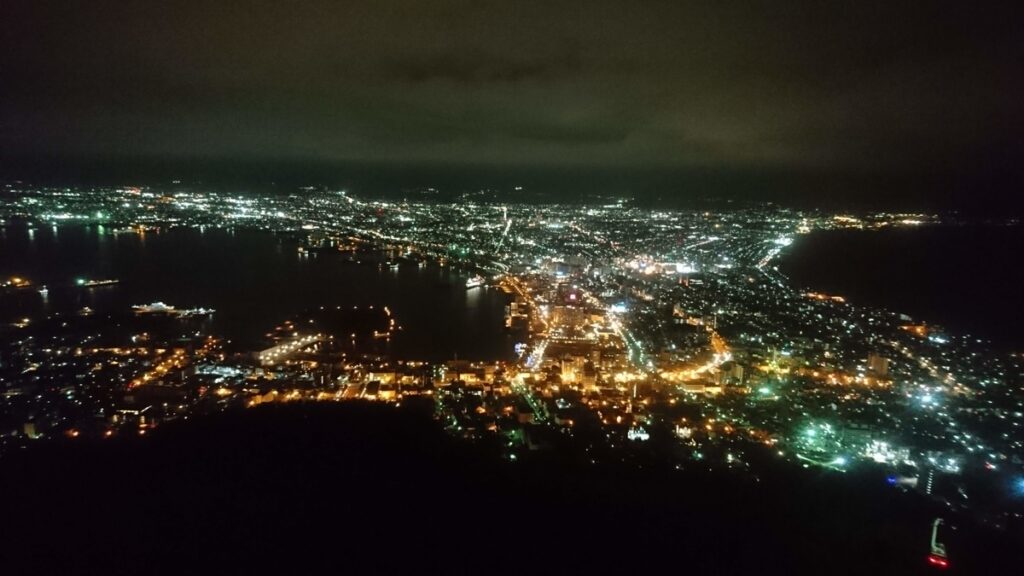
[0,403,1019,575]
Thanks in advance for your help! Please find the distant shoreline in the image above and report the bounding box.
[779,224,1024,349]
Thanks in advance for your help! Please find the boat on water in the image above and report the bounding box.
[466,275,485,289]
[38,285,48,297]
[133,302,176,314]
[2,277,32,289]
[76,278,119,288]
[132,302,215,317]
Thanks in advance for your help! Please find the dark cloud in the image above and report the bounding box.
[2,0,1022,207]
[388,52,582,85]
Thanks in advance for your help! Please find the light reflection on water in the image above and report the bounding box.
[1,223,519,360]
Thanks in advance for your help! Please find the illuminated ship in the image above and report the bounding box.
[76,278,119,287]
[133,302,176,314]
[38,285,48,297]
[2,277,32,289]
[466,275,485,289]
[132,302,215,317]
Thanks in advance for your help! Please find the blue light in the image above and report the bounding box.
[886,475,898,486]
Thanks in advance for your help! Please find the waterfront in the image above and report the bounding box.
[2,187,1022,565]
[0,223,517,359]
[780,225,1024,348]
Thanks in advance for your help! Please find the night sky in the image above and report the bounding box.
[3,1,1022,208]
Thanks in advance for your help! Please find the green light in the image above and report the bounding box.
[76,278,85,286]
[758,386,771,395]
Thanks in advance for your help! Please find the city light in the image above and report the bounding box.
[0,184,1019,571]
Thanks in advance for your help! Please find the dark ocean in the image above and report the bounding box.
[780,224,1024,348]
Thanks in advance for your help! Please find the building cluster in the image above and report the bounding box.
[2,183,1022,523]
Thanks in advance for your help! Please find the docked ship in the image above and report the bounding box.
[466,275,485,289]
[76,278,119,287]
